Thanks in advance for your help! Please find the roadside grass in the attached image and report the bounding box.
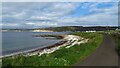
[109,31,120,55]
[2,32,103,66]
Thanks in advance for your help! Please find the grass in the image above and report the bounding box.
[2,32,103,66]
[109,31,120,55]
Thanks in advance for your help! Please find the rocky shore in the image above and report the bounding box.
[2,34,89,58]
[33,34,65,39]
[24,35,89,57]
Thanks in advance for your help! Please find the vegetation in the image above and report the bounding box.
[109,31,120,55]
[40,26,80,32]
[2,26,118,32]
[38,26,118,32]
[2,32,103,66]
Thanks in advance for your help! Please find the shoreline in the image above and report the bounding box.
[1,40,67,58]
[1,34,88,58]
[1,34,66,58]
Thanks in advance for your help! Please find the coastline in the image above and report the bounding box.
[2,32,105,66]
[2,34,89,58]
[1,33,67,58]
[1,40,67,58]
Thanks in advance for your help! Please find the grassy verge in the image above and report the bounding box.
[109,31,120,55]
[2,32,103,66]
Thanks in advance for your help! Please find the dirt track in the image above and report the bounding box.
[74,34,118,66]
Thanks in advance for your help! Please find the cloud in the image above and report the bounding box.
[25,22,35,25]
[77,13,118,26]
[25,22,58,27]
[2,0,119,2]
[56,3,118,26]
[2,2,118,28]
[0,23,19,26]
[3,11,26,19]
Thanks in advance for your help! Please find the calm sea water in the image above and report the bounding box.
[2,32,70,56]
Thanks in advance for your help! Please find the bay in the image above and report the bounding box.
[2,32,69,56]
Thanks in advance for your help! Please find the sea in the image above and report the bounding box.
[2,32,70,56]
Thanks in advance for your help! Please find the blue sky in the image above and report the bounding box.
[1,2,118,28]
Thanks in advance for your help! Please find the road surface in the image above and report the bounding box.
[74,35,118,66]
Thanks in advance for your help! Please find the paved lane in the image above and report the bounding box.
[74,35,118,66]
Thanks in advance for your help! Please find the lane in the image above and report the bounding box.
[74,35,118,66]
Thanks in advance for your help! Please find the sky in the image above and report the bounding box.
[1,2,119,28]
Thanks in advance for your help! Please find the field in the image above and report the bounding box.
[2,32,103,66]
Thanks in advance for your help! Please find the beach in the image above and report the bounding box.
[1,34,89,58]
[2,32,69,58]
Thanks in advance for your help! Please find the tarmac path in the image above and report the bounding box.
[74,34,118,66]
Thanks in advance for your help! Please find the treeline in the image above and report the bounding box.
[2,26,119,32]
[38,26,118,32]
[37,26,80,32]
